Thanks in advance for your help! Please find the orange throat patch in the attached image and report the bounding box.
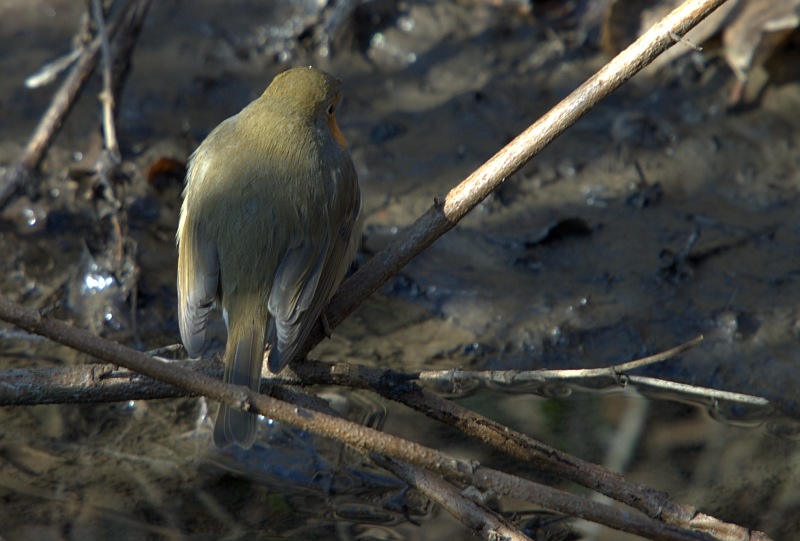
[328,113,348,149]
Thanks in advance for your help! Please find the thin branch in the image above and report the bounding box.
[0,296,722,541]
[0,337,772,414]
[24,48,83,89]
[89,0,153,312]
[290,358,770,541]
[610,335,705,372]
[382,456,535,541]
[0,334,772,541]
[627,375,770,407]
[305,0,734,360]
[417,335,709,383]
[270,384,536,541]
[0,0,138,208]
[91,0,121,164]
[412,336,770,409]
[0,361,209,405]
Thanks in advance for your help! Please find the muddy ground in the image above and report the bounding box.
[1,1,800,539]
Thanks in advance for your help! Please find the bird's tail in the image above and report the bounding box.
[213,321,266,448]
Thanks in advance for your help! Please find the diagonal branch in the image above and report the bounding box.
[271,383,536,541]
[307,0,733,359]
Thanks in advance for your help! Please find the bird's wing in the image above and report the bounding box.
[266,229,329,372]
[267,174,361,372]
[178,220,220,357]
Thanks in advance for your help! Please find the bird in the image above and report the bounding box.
[176,66,361,448]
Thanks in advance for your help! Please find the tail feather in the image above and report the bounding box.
[214,323,265,448]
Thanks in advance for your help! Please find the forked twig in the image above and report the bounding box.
[0,0,138,208]
[417,335,708,383]
[91,0,122,164]
[0,296,719,541]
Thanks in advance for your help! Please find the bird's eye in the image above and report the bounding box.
[327,103,335,115]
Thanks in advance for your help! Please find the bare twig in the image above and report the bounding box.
[382,457,534,541]
[0,338,772,541]
[417,335,708,383]
[0,296,722,541]
[268,384,536,541]
[0,0,138,208]
[91,0,121,164]
[627,375,770,407]
[609,335,704,372]
[306,0,733,359]
[90,0,152,341]
[0,361,209,405]
[0,336,771,413]
[24,48,83,89]
[411,337,768,408]
[290,358,771,541]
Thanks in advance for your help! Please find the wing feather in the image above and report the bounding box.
[178,221,220,357]
[266,168,361,372]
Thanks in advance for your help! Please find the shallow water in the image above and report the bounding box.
[1,0,800,539]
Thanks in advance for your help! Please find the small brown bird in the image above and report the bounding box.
[177,67,361,448]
